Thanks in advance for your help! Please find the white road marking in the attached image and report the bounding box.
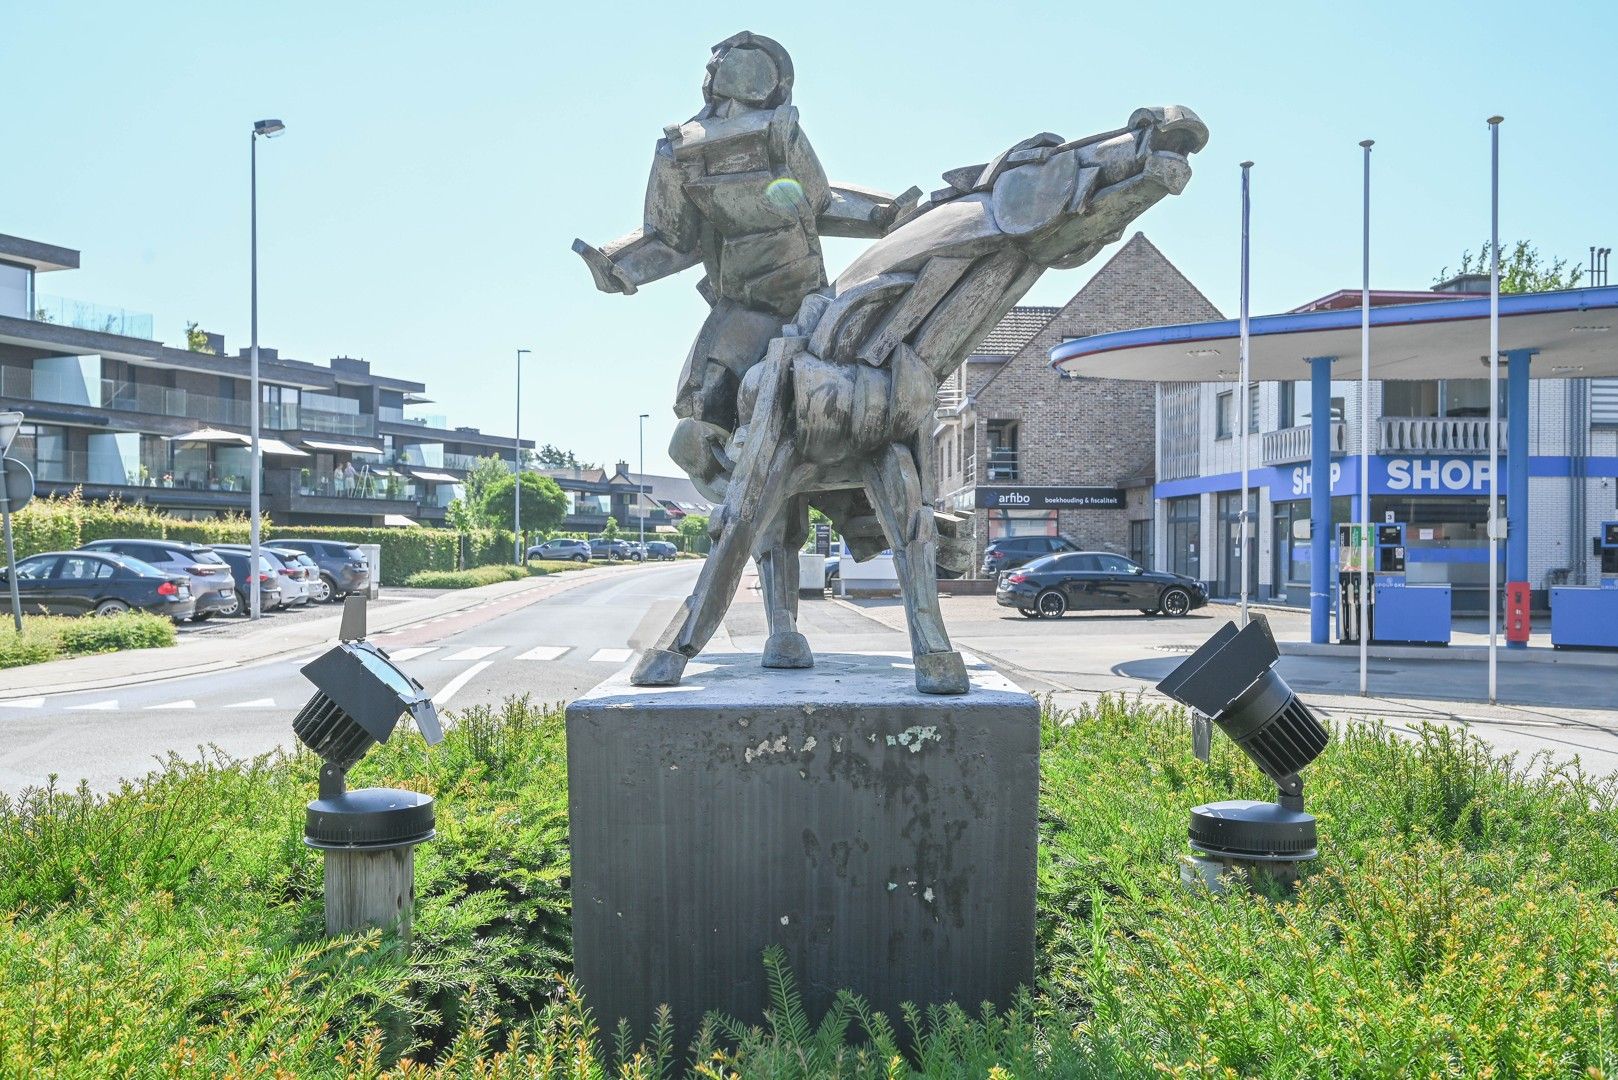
[0,697,45,709]
[225,698,276,709]
[432,661,493,707]
[384,647,438,662]
[589,648,634,664]
[145,700,196,710]
[446,645,504,661]
[516,645,570,661]
[66,700,118,711]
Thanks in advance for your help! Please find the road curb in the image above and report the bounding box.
[1280,640,1618,668]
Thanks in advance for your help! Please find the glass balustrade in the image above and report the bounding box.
[31,295,154,339]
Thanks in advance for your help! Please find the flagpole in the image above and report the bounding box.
[1238,161,1253,627]
[1487,115,1503,703]
[1358,139,1373,695]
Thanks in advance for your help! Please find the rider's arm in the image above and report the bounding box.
[572,139,701,295]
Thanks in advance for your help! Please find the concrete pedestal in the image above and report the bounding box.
[566,651,1039,1048]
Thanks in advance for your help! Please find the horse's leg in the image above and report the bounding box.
[757,495,812,669]
[862,442,968,695]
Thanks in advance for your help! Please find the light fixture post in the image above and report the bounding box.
[1237,161,1252,628]
[1358,139,1374,696]
[515,348,531,564]
[1487,116,1503,703]
[249,120,285,620]
[638,413,649,553]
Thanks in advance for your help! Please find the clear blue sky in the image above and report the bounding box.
[3,1,1613,474]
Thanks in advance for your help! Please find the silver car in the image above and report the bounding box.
[215,545,309,607]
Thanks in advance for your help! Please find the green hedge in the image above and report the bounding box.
[403,564,529,589]
[0,612,176,669]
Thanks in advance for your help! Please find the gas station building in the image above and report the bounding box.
[1050,282,1618,647]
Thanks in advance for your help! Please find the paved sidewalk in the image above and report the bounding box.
[0,564,653,700]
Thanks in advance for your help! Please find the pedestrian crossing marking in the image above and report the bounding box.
[516,645,570,661]
[146,700,196,710]
[0,697,45,709]
[446,645,504,661]
[66,700,118,711]
[385,647,438,662]
[589,648,634,664]
[225,698,276,709]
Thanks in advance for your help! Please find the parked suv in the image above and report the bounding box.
[528,538,591,563]
[589,537,634,561]
[980,535,1082,576]
[214,549,284,612]
[79,539,240,619]
[271,539,371,599]
[643,540,678,561]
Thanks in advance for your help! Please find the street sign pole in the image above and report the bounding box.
[0,413,25,632]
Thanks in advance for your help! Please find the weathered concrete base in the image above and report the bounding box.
[566,651,1039,1049]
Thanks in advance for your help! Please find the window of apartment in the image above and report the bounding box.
[1215,391,1234,439]
[1248,383,1260,433]
[1280,381,1346,427]
[0,261,32,319]
[985,420,1019,481]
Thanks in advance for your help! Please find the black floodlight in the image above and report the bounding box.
[294,637,442,851]
[1158,615,1328,884]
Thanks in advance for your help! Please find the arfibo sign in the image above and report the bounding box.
[975,486,1125,510]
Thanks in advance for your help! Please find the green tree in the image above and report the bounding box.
[676,513,710,553]
[1435,241,1586,294]
[461,455,514,519]
[184,322,215,353]
[600,515,620,540]
[534,443,598,470]
[477,472,568,534]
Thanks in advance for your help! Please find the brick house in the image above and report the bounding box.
[932,233,1222,574]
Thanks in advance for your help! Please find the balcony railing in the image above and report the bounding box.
[29,295,154,339]
[1261,422,1346,465]
[298,406,376,437]
[105,380,253,428]
[985,447,1019,481]
[443,451,512,472]
[935,385,966,415]
[1378,416,1507,455]
[296,475,418,502]
[24,450,250,493]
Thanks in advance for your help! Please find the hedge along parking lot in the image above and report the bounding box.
[4,694,1618,1077]
[0,612,176,669]
[402,559,649,589]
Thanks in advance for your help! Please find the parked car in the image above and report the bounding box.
[589,537,635,561]
[213,549,285,612]
[643,540,679,561]
[215,545,311,606]
[980,535,1082,576]
[78,539,240,619]
[824,555,840,591]
[271,539,371,599]
[278,550,329,602]
[1,550,196,620]
[529,538,591,563]
[995,551,1208,619]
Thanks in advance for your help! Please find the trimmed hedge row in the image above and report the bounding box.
[0,612,176,669]
[8,494,521,587]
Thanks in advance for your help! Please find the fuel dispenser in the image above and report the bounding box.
[1335,524,1372,644]
[1549,521,1618,649]
[1369,523,1452,645]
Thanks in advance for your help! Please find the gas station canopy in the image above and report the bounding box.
[1050,286,1618,382]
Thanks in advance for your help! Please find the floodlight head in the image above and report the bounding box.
[253,118,286,138]
[294,641,441,772]
[1157,615,1327,797]
[0,412,21,455]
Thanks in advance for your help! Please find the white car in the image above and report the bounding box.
[215,545,310,607]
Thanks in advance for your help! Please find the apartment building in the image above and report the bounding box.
[931,234,1222,570]
[0,231,530,526]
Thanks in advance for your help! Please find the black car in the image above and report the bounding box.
[213,549,285,612]
[79,538,240,619]
[2,550,197,620]
[270,538,371,599]
[995,551,1208,619]
[643,540,678,561]
[980,535,1082,576]
[529,538,591,563]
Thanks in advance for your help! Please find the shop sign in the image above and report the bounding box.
[1380,457,1494,493]
[975,486,1125,509]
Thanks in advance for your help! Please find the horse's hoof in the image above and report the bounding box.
[914,651,969,695]
[762,631,814,670]
[631,648,688,687]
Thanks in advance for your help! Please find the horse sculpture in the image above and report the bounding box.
[575,35,1206,695]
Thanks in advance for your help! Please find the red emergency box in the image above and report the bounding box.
[1506,581,1531,643]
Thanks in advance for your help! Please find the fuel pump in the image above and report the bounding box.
[1370,521,1452,645]
[1335,523,1373,644]
[1550,521,1618,649]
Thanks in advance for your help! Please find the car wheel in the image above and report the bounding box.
[1018,607,1041,619]
[307,577,332,603]
[215,593,241,617]
[94,599,130,617]
[1036,590,1067,618]
[573,554,588,564]
[321,575,342,602]
[1161,587,1192,617]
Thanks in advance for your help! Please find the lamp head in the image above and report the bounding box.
[1157,615,1328,797]
[253,118,286,138]
[294,640,441,774]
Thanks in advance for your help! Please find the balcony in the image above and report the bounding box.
[29,294,154,339]
[935,385,967,416]
[1378,416,1507,455]
[297,405,376,437]
[0,366,257,428]
[985,447,1019,481]
[25,450,252,497]
[1261,422,1345,465]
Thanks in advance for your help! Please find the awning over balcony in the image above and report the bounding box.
[167,427,248,444]
[260,438,309,457]
[409,469,461,483]
[303,439,383,454]
[383,514,422,528]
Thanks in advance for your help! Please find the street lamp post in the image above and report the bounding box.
[514,348,531,563]
[250,118,286,621]
[638,413,650,553]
